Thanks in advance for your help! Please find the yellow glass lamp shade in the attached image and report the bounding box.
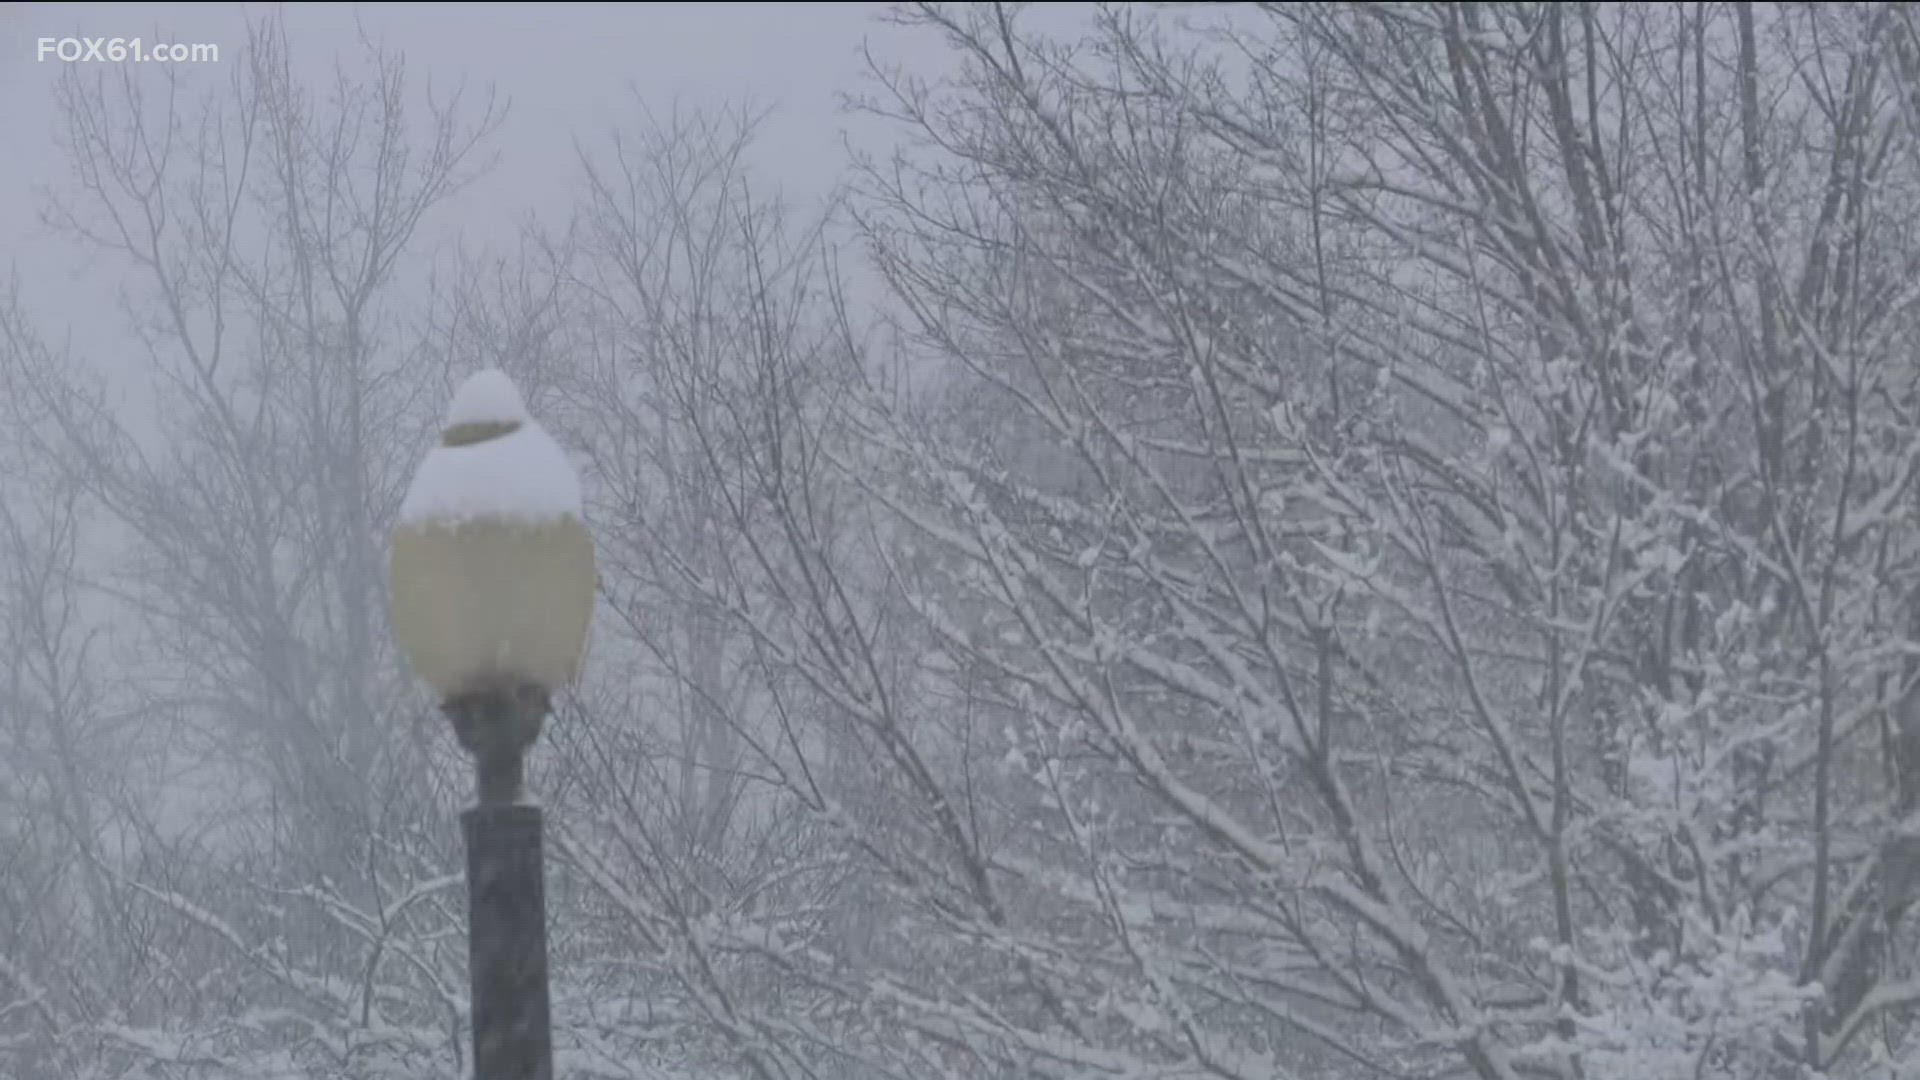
[390,369,596,702]
[390,517,595,699]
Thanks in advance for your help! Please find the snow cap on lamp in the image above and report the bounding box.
[397,368,585,528]
[444,367,530,430]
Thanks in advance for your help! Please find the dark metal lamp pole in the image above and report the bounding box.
[445,677,555,1080]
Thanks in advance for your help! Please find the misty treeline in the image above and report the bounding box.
[9,2,1920,1077]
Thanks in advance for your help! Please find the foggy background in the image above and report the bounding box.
[0,2,983,392]
[5,3,1920,1080]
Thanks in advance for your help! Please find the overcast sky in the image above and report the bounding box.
[0,2,1093,377]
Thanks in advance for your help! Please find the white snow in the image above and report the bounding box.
[443,366,530,428]
[397,369,585,526]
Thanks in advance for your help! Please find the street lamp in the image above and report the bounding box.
[390,368,596,1080]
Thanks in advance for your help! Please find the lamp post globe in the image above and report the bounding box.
[390,367,595,802]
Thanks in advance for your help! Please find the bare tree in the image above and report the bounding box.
[3,14,500,1076]
[801,3,1920,1078]
[523,101,892,1079]
[0,291,139,1078]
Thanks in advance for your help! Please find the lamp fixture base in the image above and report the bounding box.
[442,679,551,806]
